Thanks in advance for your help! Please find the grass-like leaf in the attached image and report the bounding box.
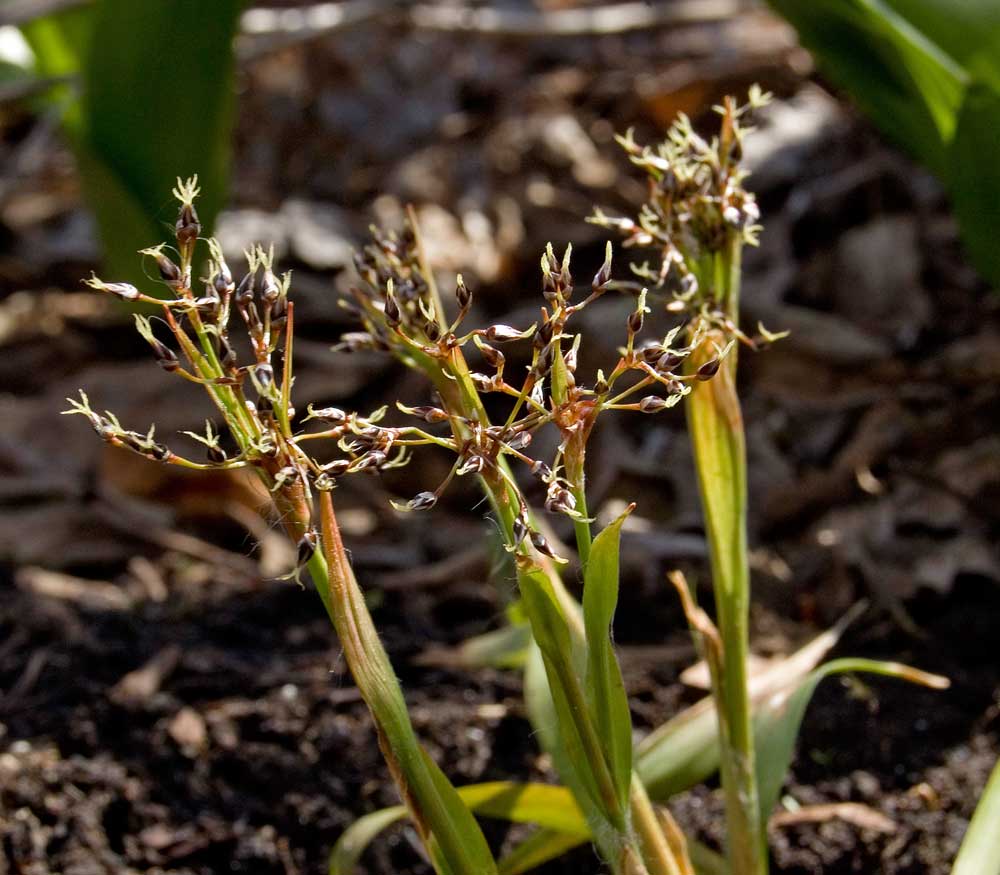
[952,756,1000,875]
[23,0,243,285]
[582,505,634,812]
[328,781,589,875]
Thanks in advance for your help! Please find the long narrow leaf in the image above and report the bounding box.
[754,658,949,822]
[329,781,588,875]
[952,756,1000,875]
[947,83,1000,286]
[582,506,634,810]
[24,1,244,285]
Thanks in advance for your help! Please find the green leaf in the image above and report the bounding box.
[498,829,586,875]
[882,0,1000,70]
[947,82,1000,286]
[767,0,966,176]
[953,756,1000,875]
[495,822,730,875]
[446,621,532,669]
[420,749,501,875]
[25,0,244,286]
[330,806,408,875]
[582,505,634,810]
[754,658,949,822]
[329,781,588,875]
[634,604,872,799]
[523,644,618,863]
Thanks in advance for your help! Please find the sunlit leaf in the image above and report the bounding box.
[952,756,1000,875]
[582,506,634,810]
[329,781,588,875]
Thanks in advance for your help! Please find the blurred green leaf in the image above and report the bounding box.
[947,83,1000,288]
[767,0,965,176]
[582,506,634,811]
[952,756,1000,875]
[23,0,244,286]
[768,0,1000,285]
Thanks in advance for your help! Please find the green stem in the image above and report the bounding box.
[685,238,766,875]
[311,492,496,875]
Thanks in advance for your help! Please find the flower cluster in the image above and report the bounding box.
[340,215,735,561]
[590,87,786,350]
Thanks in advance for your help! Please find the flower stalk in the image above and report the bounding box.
[593,90,776,875]
[67,180,497,875]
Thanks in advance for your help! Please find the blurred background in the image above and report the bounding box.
[0,1,998,873]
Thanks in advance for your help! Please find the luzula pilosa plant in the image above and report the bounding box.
[65,93,946,875]
[65,178,498,875]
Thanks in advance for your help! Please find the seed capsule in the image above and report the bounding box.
[639,395,667,412]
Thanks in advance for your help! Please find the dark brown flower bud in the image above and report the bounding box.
[296,530,318,565]
[534,319,554,350]
[322,459,352,477]
[312,409,346,426]
[424,319,442,343]
[261,269,280,304]
[207,443,227,464]
[512,515,528,546]
[594,376,610,395]
[214,263,234,299]
[409,491,437,511]
[506,431,532,451]
[484,324,525,343]
[696,358,720,380]
[458,455,486,475]
[176,202,201,247]
[656,352,684,373]
[640,343,666,364]
[531,460,552,480]
[470,372,494,392]
[150,251,183,288]
[530,530,559,559]
[455,276,471,310]
[476,344,502,370]
[383,293,401,328]
[628,309,644,334]
[593,250,612,290]
[253,362,274,392]
[236,271,255,306]
[409,406,449,423]
[639,395,667,412]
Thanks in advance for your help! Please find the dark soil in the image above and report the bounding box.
[2,2,998,874]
